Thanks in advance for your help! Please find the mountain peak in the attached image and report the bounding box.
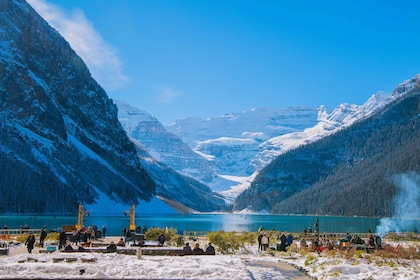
[392,73,420,96]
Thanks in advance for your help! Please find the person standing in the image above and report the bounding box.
[102,225,107,238]
[257,232,263,252]
[125,229,131,246]
[39,228,47,248]
[286,233,293,247]
[93,225,98,240]
[280,233,287,252]
[59,230,67,250]
[25,233,36,253]
[261,232,269,251]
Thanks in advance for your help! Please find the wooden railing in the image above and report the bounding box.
[0,228,44,240]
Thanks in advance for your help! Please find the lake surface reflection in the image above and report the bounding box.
[1,214,418,236]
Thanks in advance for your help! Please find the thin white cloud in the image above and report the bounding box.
[27,0,127,91]
[158,86,183,103]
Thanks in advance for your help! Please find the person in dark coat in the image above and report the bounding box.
[59,230,67,250]
[182,242,193,254]
[125,229,131,246]
[106,241,117,253]
[286,233,293,247]
[25,233,36,253]
[193,243,204,254]
[205,242,215,255]
[279,233,287,252]
[257,232,263,252]
[39,228,48,248]
[64,240,74,252]
[157,234,165,246]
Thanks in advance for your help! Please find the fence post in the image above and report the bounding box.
[137,247,142,259]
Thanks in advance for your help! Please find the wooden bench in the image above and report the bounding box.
[0,248,9,256]
[140,247,215,256]
[53,247,138,255]
[41,246,214,257]
[140,248,184,256]
[352,244,375,253]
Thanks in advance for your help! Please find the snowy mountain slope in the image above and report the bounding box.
[0,0,225,214]
[115,100,237,192]
[253,92,392,170]
[115,100,217,181]
[165,96,392,197]
[114,101,227,211]
[167,107,320,146]
[234,74,420,216]
[0,0,157,214]
[165,107,320,190]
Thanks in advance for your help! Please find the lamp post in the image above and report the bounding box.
[124,205,136,231]
[76,204,89,230]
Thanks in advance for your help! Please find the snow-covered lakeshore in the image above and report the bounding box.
[1,237,419,280]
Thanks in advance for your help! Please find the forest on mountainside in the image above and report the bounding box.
[234,92,420,217]
[0,122,152,214]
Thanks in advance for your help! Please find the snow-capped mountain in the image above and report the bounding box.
[115,101,217,182]
[166,107,320,190]
[0,0,225,214]
[115,103,226,212]
[234,74,420,216]
[164,96,392,198]
[253,92,392,172]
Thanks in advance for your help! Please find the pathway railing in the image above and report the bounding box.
[0,228,44,240]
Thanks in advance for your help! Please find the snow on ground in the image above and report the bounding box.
[0,240,419,279]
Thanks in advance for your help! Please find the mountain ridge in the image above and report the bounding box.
[233,76,420,217]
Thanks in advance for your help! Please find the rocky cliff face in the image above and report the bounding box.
[115,101,218,183]
[115,101,227,211]
[0,0,152,213]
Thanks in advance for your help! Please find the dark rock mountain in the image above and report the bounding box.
[0,0,155,213]
[0,0,224,214]
[234,75,420,217]
[115,100,219,184]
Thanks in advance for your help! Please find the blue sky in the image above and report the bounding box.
[28,0,420,125]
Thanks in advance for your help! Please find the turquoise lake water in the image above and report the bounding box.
[1,214,419,236]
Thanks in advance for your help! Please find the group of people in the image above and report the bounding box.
[24,226,48,253]
[296,231,384,253]
[182,242,215,255]
[344,232,382,249]
[257,231,294,252]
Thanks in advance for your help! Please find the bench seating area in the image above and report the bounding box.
[39,247,137,255]
[39,246,216,256]
[0,248,9,256]
[140,247,215,256]
[338,241,375,252]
